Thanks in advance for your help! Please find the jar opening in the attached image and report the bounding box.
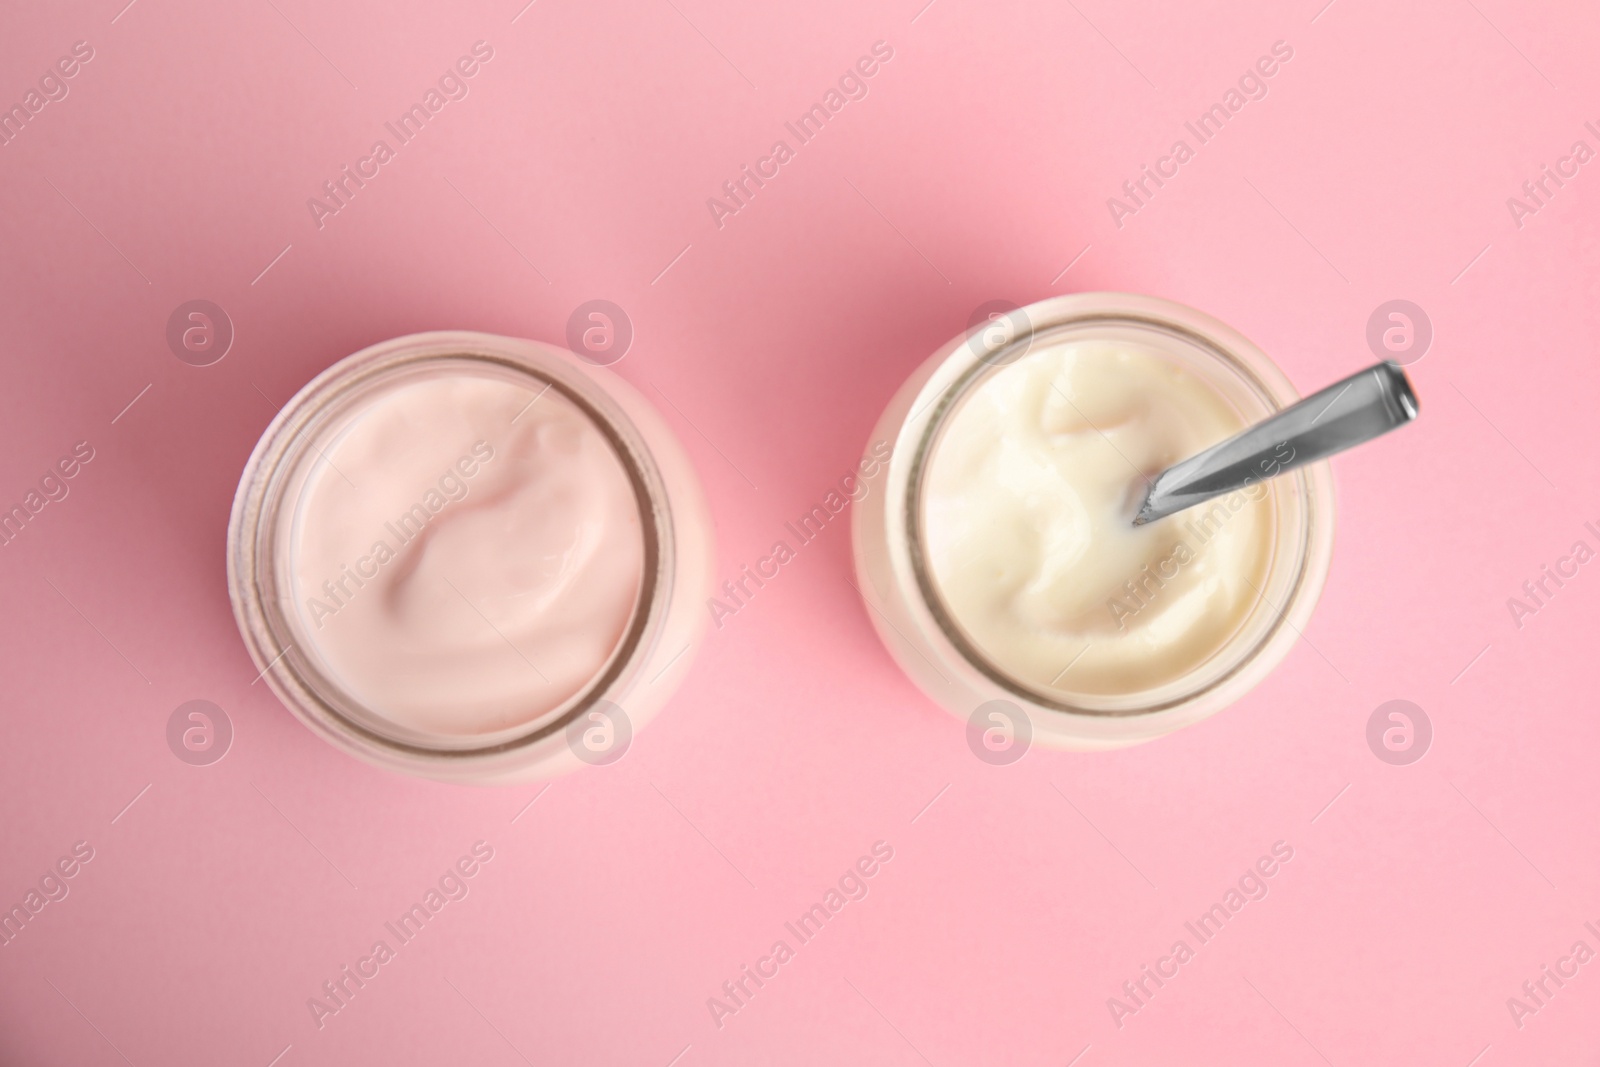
[904,313,1319,718]
[233,345,670,761]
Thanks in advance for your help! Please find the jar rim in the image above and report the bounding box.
[226,332,676,770]
[898,297,1334,721]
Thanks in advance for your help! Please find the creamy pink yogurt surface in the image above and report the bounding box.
[284,372,644,737]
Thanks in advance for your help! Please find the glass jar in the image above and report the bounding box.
[227,331,711,783]
[851,293,1336,749]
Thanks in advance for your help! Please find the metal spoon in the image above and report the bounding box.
[1132,360,1419,525]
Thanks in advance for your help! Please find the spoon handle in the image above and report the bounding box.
[1133,360,1419,525]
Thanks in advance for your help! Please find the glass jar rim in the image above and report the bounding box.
[227,332,677,768]
[900,302,1331,719]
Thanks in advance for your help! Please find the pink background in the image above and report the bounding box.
[2,0,1598,1063]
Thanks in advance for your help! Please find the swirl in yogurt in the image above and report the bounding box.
[288,374,644,737]
[922,340,1276,698]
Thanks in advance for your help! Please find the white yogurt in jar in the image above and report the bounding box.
[921,339,1278,698]
[853,294,1334,748]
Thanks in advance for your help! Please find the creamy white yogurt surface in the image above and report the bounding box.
[922,339,1274,697]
